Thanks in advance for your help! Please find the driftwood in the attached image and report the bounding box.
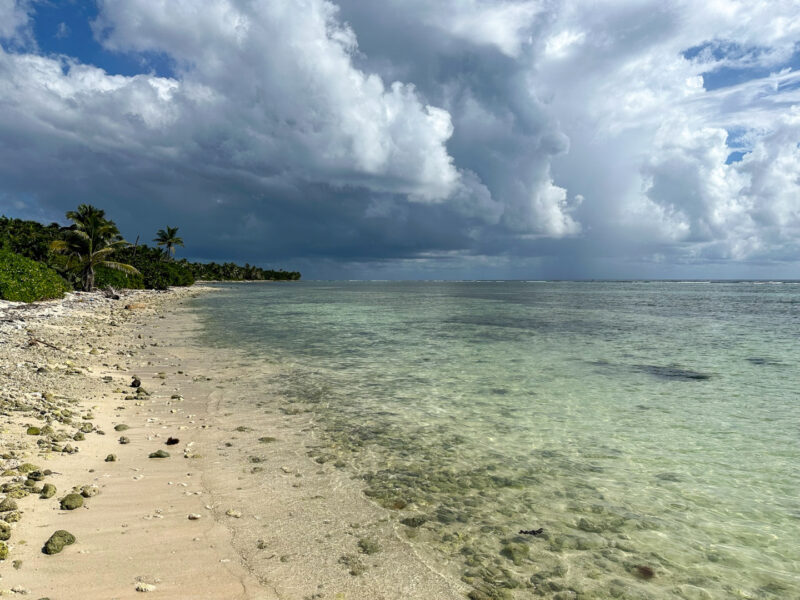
[28,336,62,352]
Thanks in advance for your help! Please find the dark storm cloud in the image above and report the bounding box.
[0,0,799,278]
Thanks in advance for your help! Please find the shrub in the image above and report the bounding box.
[134,260,195,290]
[0,249,71,303]
[94,265,144,290]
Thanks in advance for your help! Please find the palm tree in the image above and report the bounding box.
[154,226,184,260]
[51,204,139,291]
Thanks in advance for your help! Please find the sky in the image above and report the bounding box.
[0,0,799,280]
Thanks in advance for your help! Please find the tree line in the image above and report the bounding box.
[0,205,300,301]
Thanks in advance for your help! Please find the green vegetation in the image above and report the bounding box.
[0,249,71,303]
[154,225,184,259]
[50,204,139,292]
[0,205,300,301]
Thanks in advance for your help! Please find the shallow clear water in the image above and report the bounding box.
[193,281,800,599]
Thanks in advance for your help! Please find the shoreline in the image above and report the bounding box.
[0,286,465,599]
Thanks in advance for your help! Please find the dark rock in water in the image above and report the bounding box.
[165,437,179,445]
[635,365,710,381]
[149,450,170,458]
[43,530,76,555]
[400,515,427,528]
[500,542,529,565]
[357,538,381,555]
[131,377,141,388]
[519,528,544,536]
[338,553,366,576]
[59,494,83,510]
[747,357,783,366]
[634,565,656,580]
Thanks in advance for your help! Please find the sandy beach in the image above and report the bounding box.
[0,286,464,599]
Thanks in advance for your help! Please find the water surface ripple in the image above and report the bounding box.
[194,281,800,599]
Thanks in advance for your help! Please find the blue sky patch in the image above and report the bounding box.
[29,1,175,79]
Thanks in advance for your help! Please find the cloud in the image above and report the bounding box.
[0,0,799,277]
[0,0,31,43]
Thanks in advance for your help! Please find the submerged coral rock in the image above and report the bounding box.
[500,542,529,566]
[59,493,84,510]
[43,530,76,555]
[400,515,427,528]
[149,450,170,459]
[357,538,381,555]
[40,483,57,499]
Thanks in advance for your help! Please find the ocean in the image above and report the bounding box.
[191,281,800,599]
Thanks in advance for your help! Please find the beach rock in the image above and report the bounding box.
[73,431,85,441]
[59,493,84,510]
[3,511,21,523]
[26,426,41,435]
[43,530,76,555]
[0,521,10,541]
[0,498,18,512]
[17,463,38,474]
[27,471,45,482]
[80,485,100,498]
[225,509,242,518]
[165,437,179,445]
[131,377,141,388]
[105,454,117,462]
[0,541,8,560]
[149,450,170,459]
[135,582,156,592]
[114,424,130,431]
[188,513,201,520]
[40,483,57,499]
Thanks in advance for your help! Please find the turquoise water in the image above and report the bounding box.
[193,282,800,599]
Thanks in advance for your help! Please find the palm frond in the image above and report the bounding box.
[100,261,141,275]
